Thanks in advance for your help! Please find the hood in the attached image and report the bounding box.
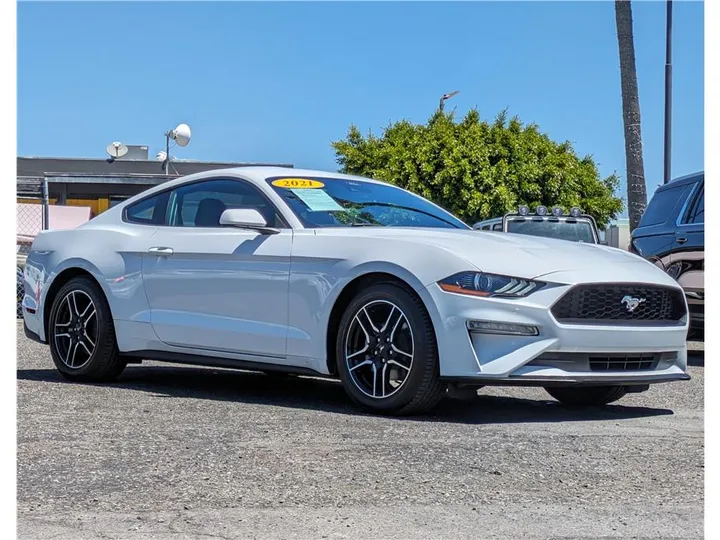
[314,227,676,286]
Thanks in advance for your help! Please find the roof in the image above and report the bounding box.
[17,156,294,178]
[663,171,704,189]
[608,217,630,227]
[210,166,380,183]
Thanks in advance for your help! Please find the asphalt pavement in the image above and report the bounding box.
[17,325,704,539]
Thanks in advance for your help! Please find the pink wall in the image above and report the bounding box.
[17,204,92,241]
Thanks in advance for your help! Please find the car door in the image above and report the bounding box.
[670,181,704,295]
[141,177,292,360]
[630,182,694,269]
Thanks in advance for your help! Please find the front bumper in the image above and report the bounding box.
[423,282,690,386]
[22,294,46,343]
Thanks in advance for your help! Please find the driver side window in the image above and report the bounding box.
[167,178,285,228]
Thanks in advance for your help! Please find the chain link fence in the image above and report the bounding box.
[17,191,49,319]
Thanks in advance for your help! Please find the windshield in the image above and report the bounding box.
[505,218,596,243]
[267,176,469,229]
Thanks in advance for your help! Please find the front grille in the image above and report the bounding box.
[588,355,656,372]
[551,284,686,324]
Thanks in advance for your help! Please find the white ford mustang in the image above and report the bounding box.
[22,167,690,415]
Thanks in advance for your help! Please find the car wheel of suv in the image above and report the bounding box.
[545,385,627,407]
[335,282,445,415]
[48,276,127,382]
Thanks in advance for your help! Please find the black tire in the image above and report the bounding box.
[48,276,127,383]
[545,385,627,407]
[335,281,445,415]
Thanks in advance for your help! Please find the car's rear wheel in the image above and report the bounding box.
[544,385,627,407]
[48,276,127,382]
[335,282,445,415]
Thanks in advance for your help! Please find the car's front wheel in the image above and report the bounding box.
[335,282,445,415]
[545,385,627,407]
[48,276,127,382]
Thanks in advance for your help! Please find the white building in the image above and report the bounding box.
[605,217,630,250]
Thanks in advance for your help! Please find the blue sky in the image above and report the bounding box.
[17,1,704,208]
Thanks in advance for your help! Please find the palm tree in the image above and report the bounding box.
[615,0,647,232]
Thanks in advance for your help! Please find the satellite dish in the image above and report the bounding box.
[106,141,128,159]
[170,123,191,147]
[155,151,167,161]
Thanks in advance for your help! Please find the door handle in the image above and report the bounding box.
[676,237,688,244]
[147,246,174,255]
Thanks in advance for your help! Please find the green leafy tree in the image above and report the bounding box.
[332,109,624,228]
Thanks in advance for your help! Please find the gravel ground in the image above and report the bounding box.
[17,325,704,539]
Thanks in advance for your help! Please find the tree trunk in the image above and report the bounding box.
[615,0,647,232]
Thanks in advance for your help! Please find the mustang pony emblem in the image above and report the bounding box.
[621,295,646,313]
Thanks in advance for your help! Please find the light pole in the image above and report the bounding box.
[663,0,673,184]
[439,90,459,112]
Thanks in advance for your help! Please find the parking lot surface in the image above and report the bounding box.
[17,326,704,539]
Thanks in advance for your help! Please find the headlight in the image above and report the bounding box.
[438,272,545,298]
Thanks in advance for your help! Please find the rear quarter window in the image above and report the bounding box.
[124,191,170,225]
[686,186,704,224]
[638,185,690,227]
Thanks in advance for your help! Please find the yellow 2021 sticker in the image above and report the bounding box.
[271,178,325,189]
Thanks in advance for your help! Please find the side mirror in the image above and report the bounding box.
[219,208,280,235]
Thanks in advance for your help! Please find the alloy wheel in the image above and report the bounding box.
[344,300,414,399]
[53,290,98,369]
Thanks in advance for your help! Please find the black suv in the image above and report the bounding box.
[630,172,704,336]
